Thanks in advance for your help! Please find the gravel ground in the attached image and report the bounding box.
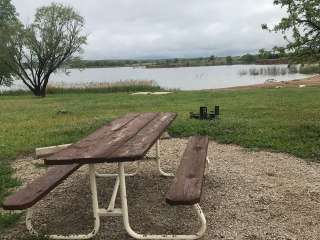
[2,138,320,240]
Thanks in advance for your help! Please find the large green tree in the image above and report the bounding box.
[0,0,20,86]
[263,0,320,62]
[0,2,86,96]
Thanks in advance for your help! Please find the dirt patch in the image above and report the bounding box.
[2,139,320,240]
[223,74,320,90]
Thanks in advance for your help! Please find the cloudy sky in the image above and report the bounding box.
[12,0,287,59]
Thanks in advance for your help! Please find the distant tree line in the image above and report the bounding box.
[68,50,290,69]
[69,59,140,68]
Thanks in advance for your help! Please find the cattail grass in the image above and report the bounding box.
[1,80,164,96]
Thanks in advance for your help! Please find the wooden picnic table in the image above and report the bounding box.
[44,112,177,165]
[3,112,209,240]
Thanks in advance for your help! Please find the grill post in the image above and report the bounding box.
[199,107,207,120]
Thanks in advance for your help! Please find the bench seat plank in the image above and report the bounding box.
[2,164,81,210]
[166,136,209,205]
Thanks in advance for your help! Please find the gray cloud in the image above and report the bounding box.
[12,0,286,59]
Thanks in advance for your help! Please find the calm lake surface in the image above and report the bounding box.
[4,64,311,91]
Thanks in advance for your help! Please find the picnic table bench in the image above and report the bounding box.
[2,112,209,240]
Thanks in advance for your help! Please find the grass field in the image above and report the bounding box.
[1,86,320,232]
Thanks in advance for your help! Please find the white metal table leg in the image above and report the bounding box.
[118,162,207,240]
[156,140,174,177]
[26,208,38,236]
[205,157,211,176]
[106,176,120,211]
[25,164,100,239]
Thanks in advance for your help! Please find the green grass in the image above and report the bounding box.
[1,86,320,234]
[0,212,22,232]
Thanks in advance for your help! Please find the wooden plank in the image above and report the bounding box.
[36,144,72,158]
[109,112,177,161]
[166,136,209,205]
[44,113,141,164]
[38,113,137,158]
[2,164,81,210]
[44,113,159,165]
[2,114,141,210]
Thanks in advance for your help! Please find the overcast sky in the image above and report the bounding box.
[12,0,287,59]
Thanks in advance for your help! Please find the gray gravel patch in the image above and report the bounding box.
[2,138,320,240]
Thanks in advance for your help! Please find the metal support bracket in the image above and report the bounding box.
[156,139,174,177]
[95,139,174,178]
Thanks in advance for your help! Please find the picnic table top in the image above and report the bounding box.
[44,112,177,165]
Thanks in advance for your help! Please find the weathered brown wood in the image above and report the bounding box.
[44,112,176,165]
[2,164,81,210]
[108,112,177,160]
[166,136,209,205]
[2,114,142,210]
[44,112,157,164]
[41,113,138,159]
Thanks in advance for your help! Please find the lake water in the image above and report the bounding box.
[3,64,311,91]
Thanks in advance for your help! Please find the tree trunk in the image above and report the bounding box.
[22,75,50,97]
[32,85,43,97]
[40,76,50,97]
[39,87,46,97]
[32,77,48,97]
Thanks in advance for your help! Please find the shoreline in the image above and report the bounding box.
[2,74,320,94]
[221,74,320,90]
